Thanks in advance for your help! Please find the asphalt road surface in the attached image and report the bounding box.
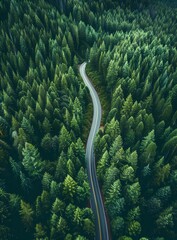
[79,62,109,240]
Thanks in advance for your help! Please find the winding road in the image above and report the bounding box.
[79,62,109,240]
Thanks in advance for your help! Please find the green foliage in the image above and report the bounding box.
[63,175,78,200]
[111,216,125,237]
[128,221,141,237]
[156,207,174,234]
[59,125,72,152]
[97,150,109,182]
[19,200,34,231]
[125,182,141,205]
[35,223,47,239]
[0,0,93,238]
[118,236,133,240]
[86,1,177,239]
[22,142,44,178]
[1,0,177,239]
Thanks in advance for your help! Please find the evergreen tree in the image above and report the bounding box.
[19,200,34,231]
[22,142,44,178]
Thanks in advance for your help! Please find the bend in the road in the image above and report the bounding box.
[79,62,109,240]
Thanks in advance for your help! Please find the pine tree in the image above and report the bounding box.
[97,150,109,182]
[140,130,157,166]
[125,182,141,205]
[57,216,68,235]
[35,223,47,239]
[55,152,67,181]
[63,175,77,200]
[111,217,125,238]
[19,200,34,231]
[59,125,71,152]
[128,221,141,237]
[22,142,44,178]
[52,198,65,215]
[74,207,84,227]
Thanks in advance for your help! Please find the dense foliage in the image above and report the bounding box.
[86,2,177,240]
[0,0,95,239]
[1,0,177,239]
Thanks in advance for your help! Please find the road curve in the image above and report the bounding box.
[79,62,109,240]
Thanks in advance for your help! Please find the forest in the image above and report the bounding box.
[0,0,177,239]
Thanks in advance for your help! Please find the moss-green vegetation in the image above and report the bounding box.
[87,1,177,240]
[1,0,177,239]
[0,0,95,239]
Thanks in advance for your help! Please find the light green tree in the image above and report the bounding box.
[74,207,84,226]
[63,175,77,199]
[125,182,141,205]
[59,125,71,152]
[128,221,141,237]
[97,150,109,182]
[19,200,34,231]
[52,198,65,215]
[22,142,44,178]
[35,223,47,239]
[57,216,68,235]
